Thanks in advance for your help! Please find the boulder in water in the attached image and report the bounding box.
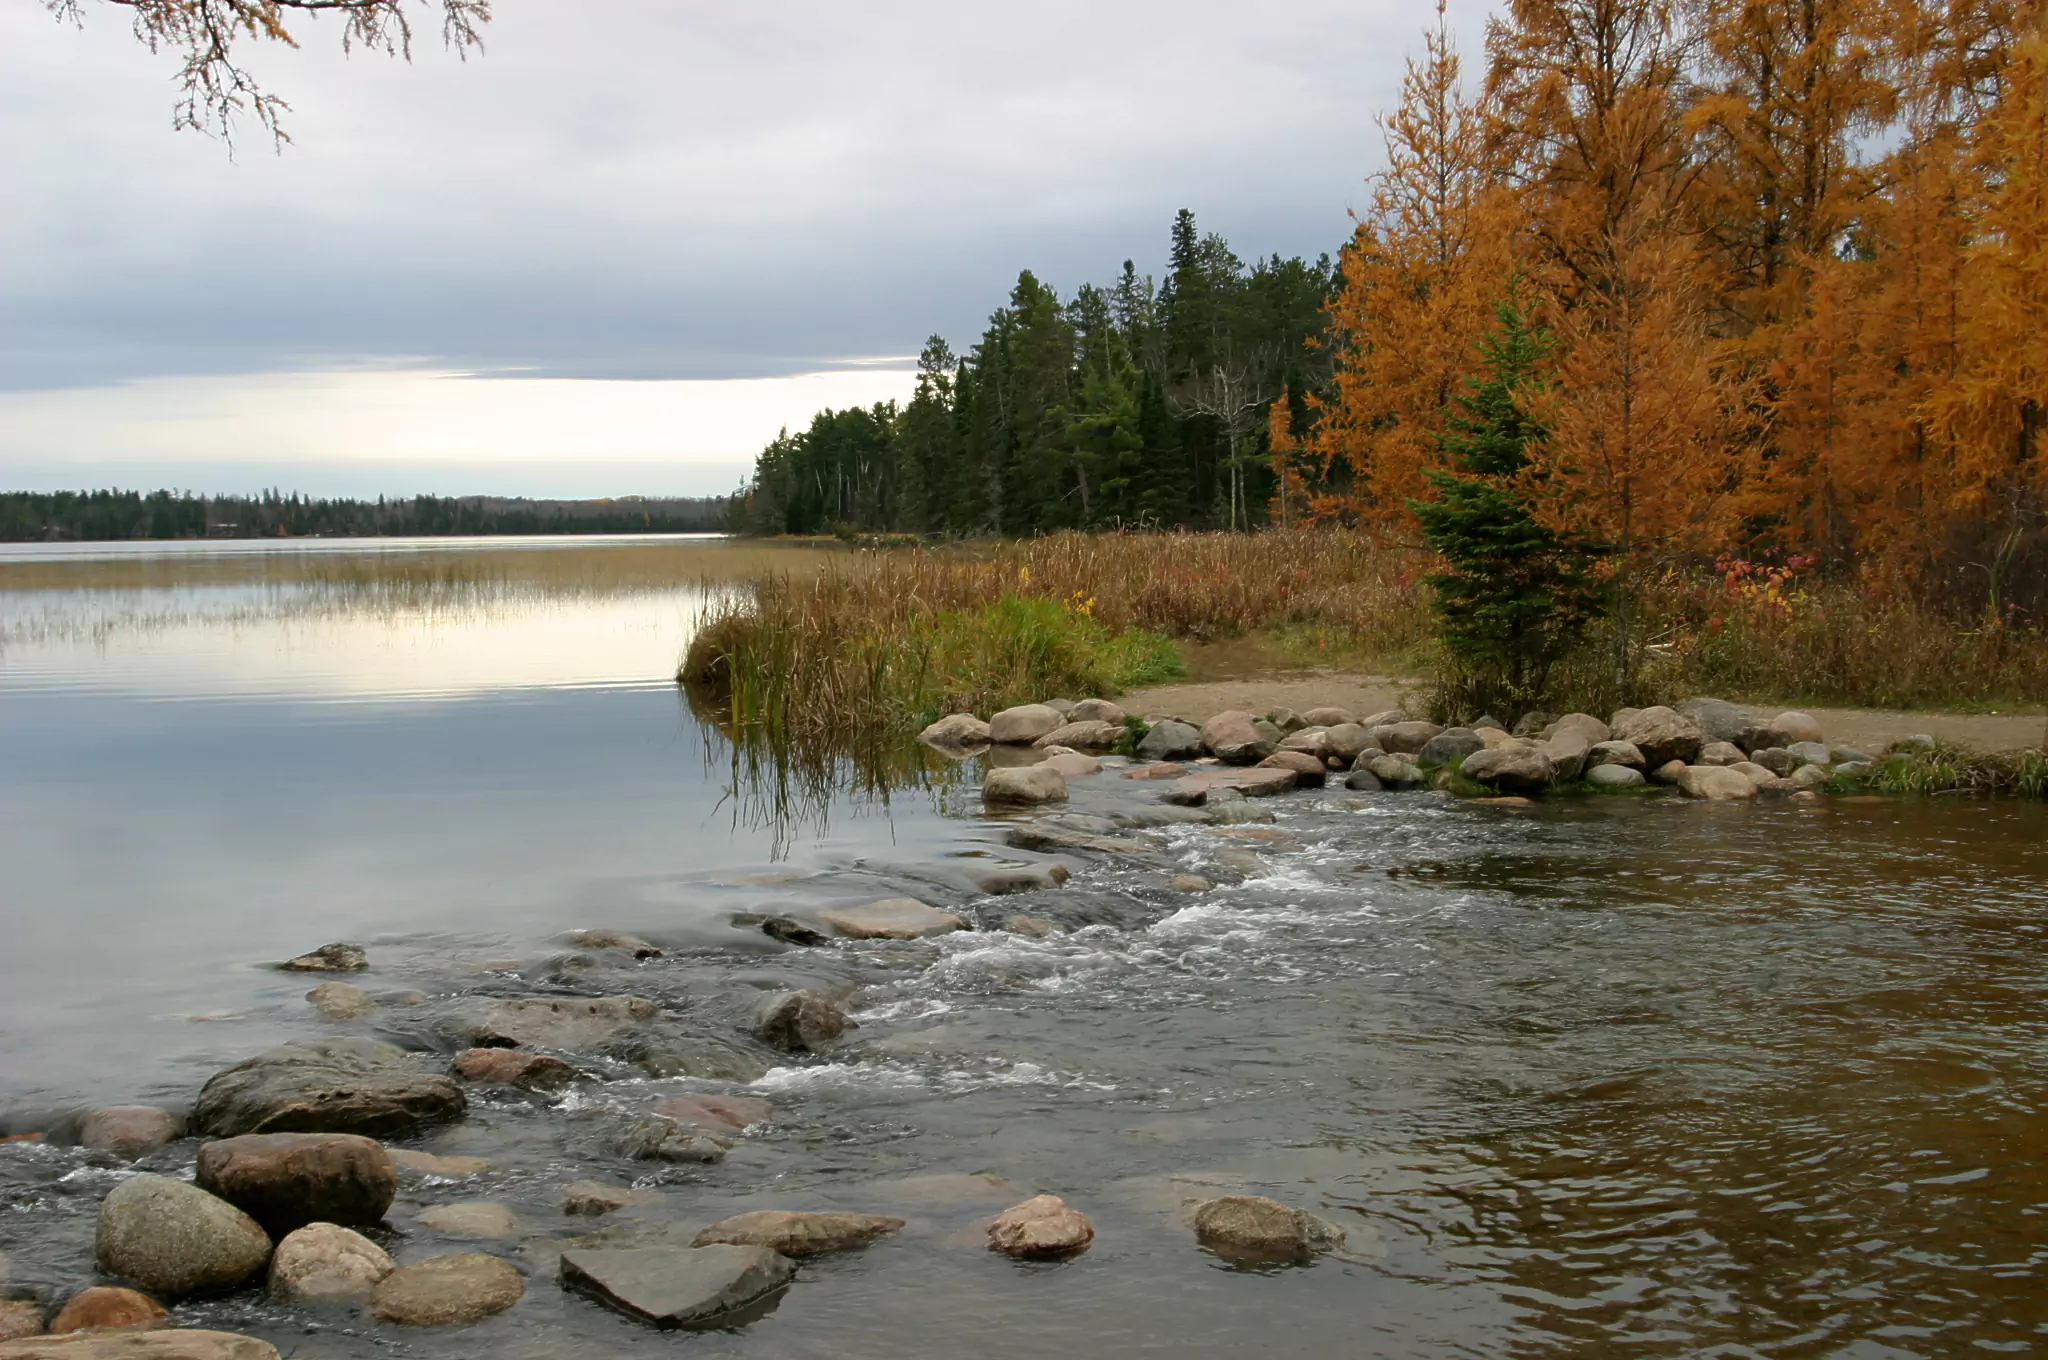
[1460,745,1557,794]
[1136,719,1204,761]
[819,898,966,939]
[567,929,662,958]
[77,1108,180,1162]
[94,1174,271,1299]
[1698,741,1746,766]
[1585,764,1647,790]
[1069,698,1125,725]
[751,990,854,1053]
[988,1194,1093,1258]
[988,704,1063,744]
[653,1095,771,1131]
[1766,710,1825,746]
[1257,751,1326,786]
[450,1048,578,1092]
[278,943,366,973]
[1416,728,1484,768]
[1585,740,1645,771]
[193,1041,466,1139]
[48,1289,165,1336]
[620,1118,730,1164]
[1190,1195,1345,1265]
[1033,721,1121,751]
[1369,721,1445,755]
[0,1334,281,1359]
[195,1132,396,1235]
[1200,711,1278,765]
[267,1223,394,1305]
[304,982,373,1021]
[369,1253,524,1327]
[982,764,1069,806]
[918,713,990,749]
[1677,697,1755,744]
[1613,707,1706,767]
[562,1181,654,1217]
[416,1202,522,1240]
[1675,766,1758,801]
[462,995,658,1051]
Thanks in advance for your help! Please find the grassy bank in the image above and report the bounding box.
[682,531,2048,751]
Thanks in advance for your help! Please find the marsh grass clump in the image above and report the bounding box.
[1852,744,2048,798]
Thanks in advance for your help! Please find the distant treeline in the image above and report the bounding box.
[734,209,1332,537]
[0,489,732,542]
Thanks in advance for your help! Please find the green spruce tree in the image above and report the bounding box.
[1410,294,1597,717]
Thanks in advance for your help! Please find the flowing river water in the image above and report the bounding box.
[2,535,2046,1358]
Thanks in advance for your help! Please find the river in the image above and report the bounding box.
[2,535,2045,1357]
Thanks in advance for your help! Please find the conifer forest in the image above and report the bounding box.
[735,0,2048,622]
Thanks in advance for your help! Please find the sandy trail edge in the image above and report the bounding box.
[1117,671,2047,754]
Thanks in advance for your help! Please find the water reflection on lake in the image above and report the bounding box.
[3,535,2047,1359]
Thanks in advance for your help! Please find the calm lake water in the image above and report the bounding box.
[3,535,2046,1358]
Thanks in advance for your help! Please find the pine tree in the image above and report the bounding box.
[1411,295,1598,715]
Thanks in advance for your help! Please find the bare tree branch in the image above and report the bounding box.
[45,0,490,149]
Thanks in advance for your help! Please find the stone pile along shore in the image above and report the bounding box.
[922,694,1945,806]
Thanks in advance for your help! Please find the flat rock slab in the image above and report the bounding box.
[193,1041,465,1139]
[0,1333,281,1359]
[691,1211,904,1256]
[1168,768,1297,803]
[558,1245,794,1330]
[819,900,967,940]
[1004,824,1154,855]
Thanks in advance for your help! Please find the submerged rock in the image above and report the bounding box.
[77,1108,180,1161]
[194,1041,466,1139]
[562,1181,653,1217]
[752,990,854,1053]
[982,764,1069,806]
[387,1148,489,1177]
[450,1048,578,1093]
[988,1194,1093,1258]
[48,1289,165,1336]
[95,1174,272,1299]
[620,1118,730,1164]
[304,982,373,1021]
[654,1094,771,1131]
[567,929,662,959]
[195,1132,396,1235]
[279,943,366,973]
[1039,752,1101,779]
[988,704,1063,745]
[462,995,658,1052]
[819,898,967,940]
[1190,1195,1345,1264]
[267,1223,394,1305]
[369,1253,523,1327]
[760,916,827,946]
[1166,768,1296,805]
[559,1245,793,1331]
[417,1202,522,1240]
[0,1303,38,1343]
[0,1334,281,1359]
[691,1211,904,1256]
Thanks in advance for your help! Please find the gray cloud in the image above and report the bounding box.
[1,1,1503,392]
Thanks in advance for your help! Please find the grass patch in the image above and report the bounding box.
[1845,745,2048,798]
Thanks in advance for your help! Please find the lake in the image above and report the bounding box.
[3,534,2046,1357]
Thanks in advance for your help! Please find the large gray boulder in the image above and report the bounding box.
[982,764,1069,806]
[1785,741,1832,769]
[1542,730,1595,780]
[559,1246,794,1330]
[1612,707,1706,767]
[1460,745,1557,794]
[1549,713,1613,745]
[95,1175,271,1299]
[1069,698,1125,724]
[1677,697,1756,745]
[987,704,1063,744]
[195,1132,396,1236]
[1321,723,1376,763]
[1366,755,1426,790]
[1585,763,1647,790]
[1136,719,1204,761]
[193,1041,466,1139]
[1416,728,1484,768]
[1200,711,1279,765]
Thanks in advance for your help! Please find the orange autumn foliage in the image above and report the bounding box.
[1307,0,2048,619]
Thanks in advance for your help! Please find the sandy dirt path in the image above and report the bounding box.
[1119,666,2046,754]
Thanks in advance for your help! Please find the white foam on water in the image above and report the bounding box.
[752,1055,1114,1097]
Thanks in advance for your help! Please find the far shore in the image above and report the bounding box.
[1117,668,2048,756]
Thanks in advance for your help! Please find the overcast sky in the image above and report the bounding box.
[1,1,1498,497]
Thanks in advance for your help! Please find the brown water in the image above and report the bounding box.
[2,536,2046,1358]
